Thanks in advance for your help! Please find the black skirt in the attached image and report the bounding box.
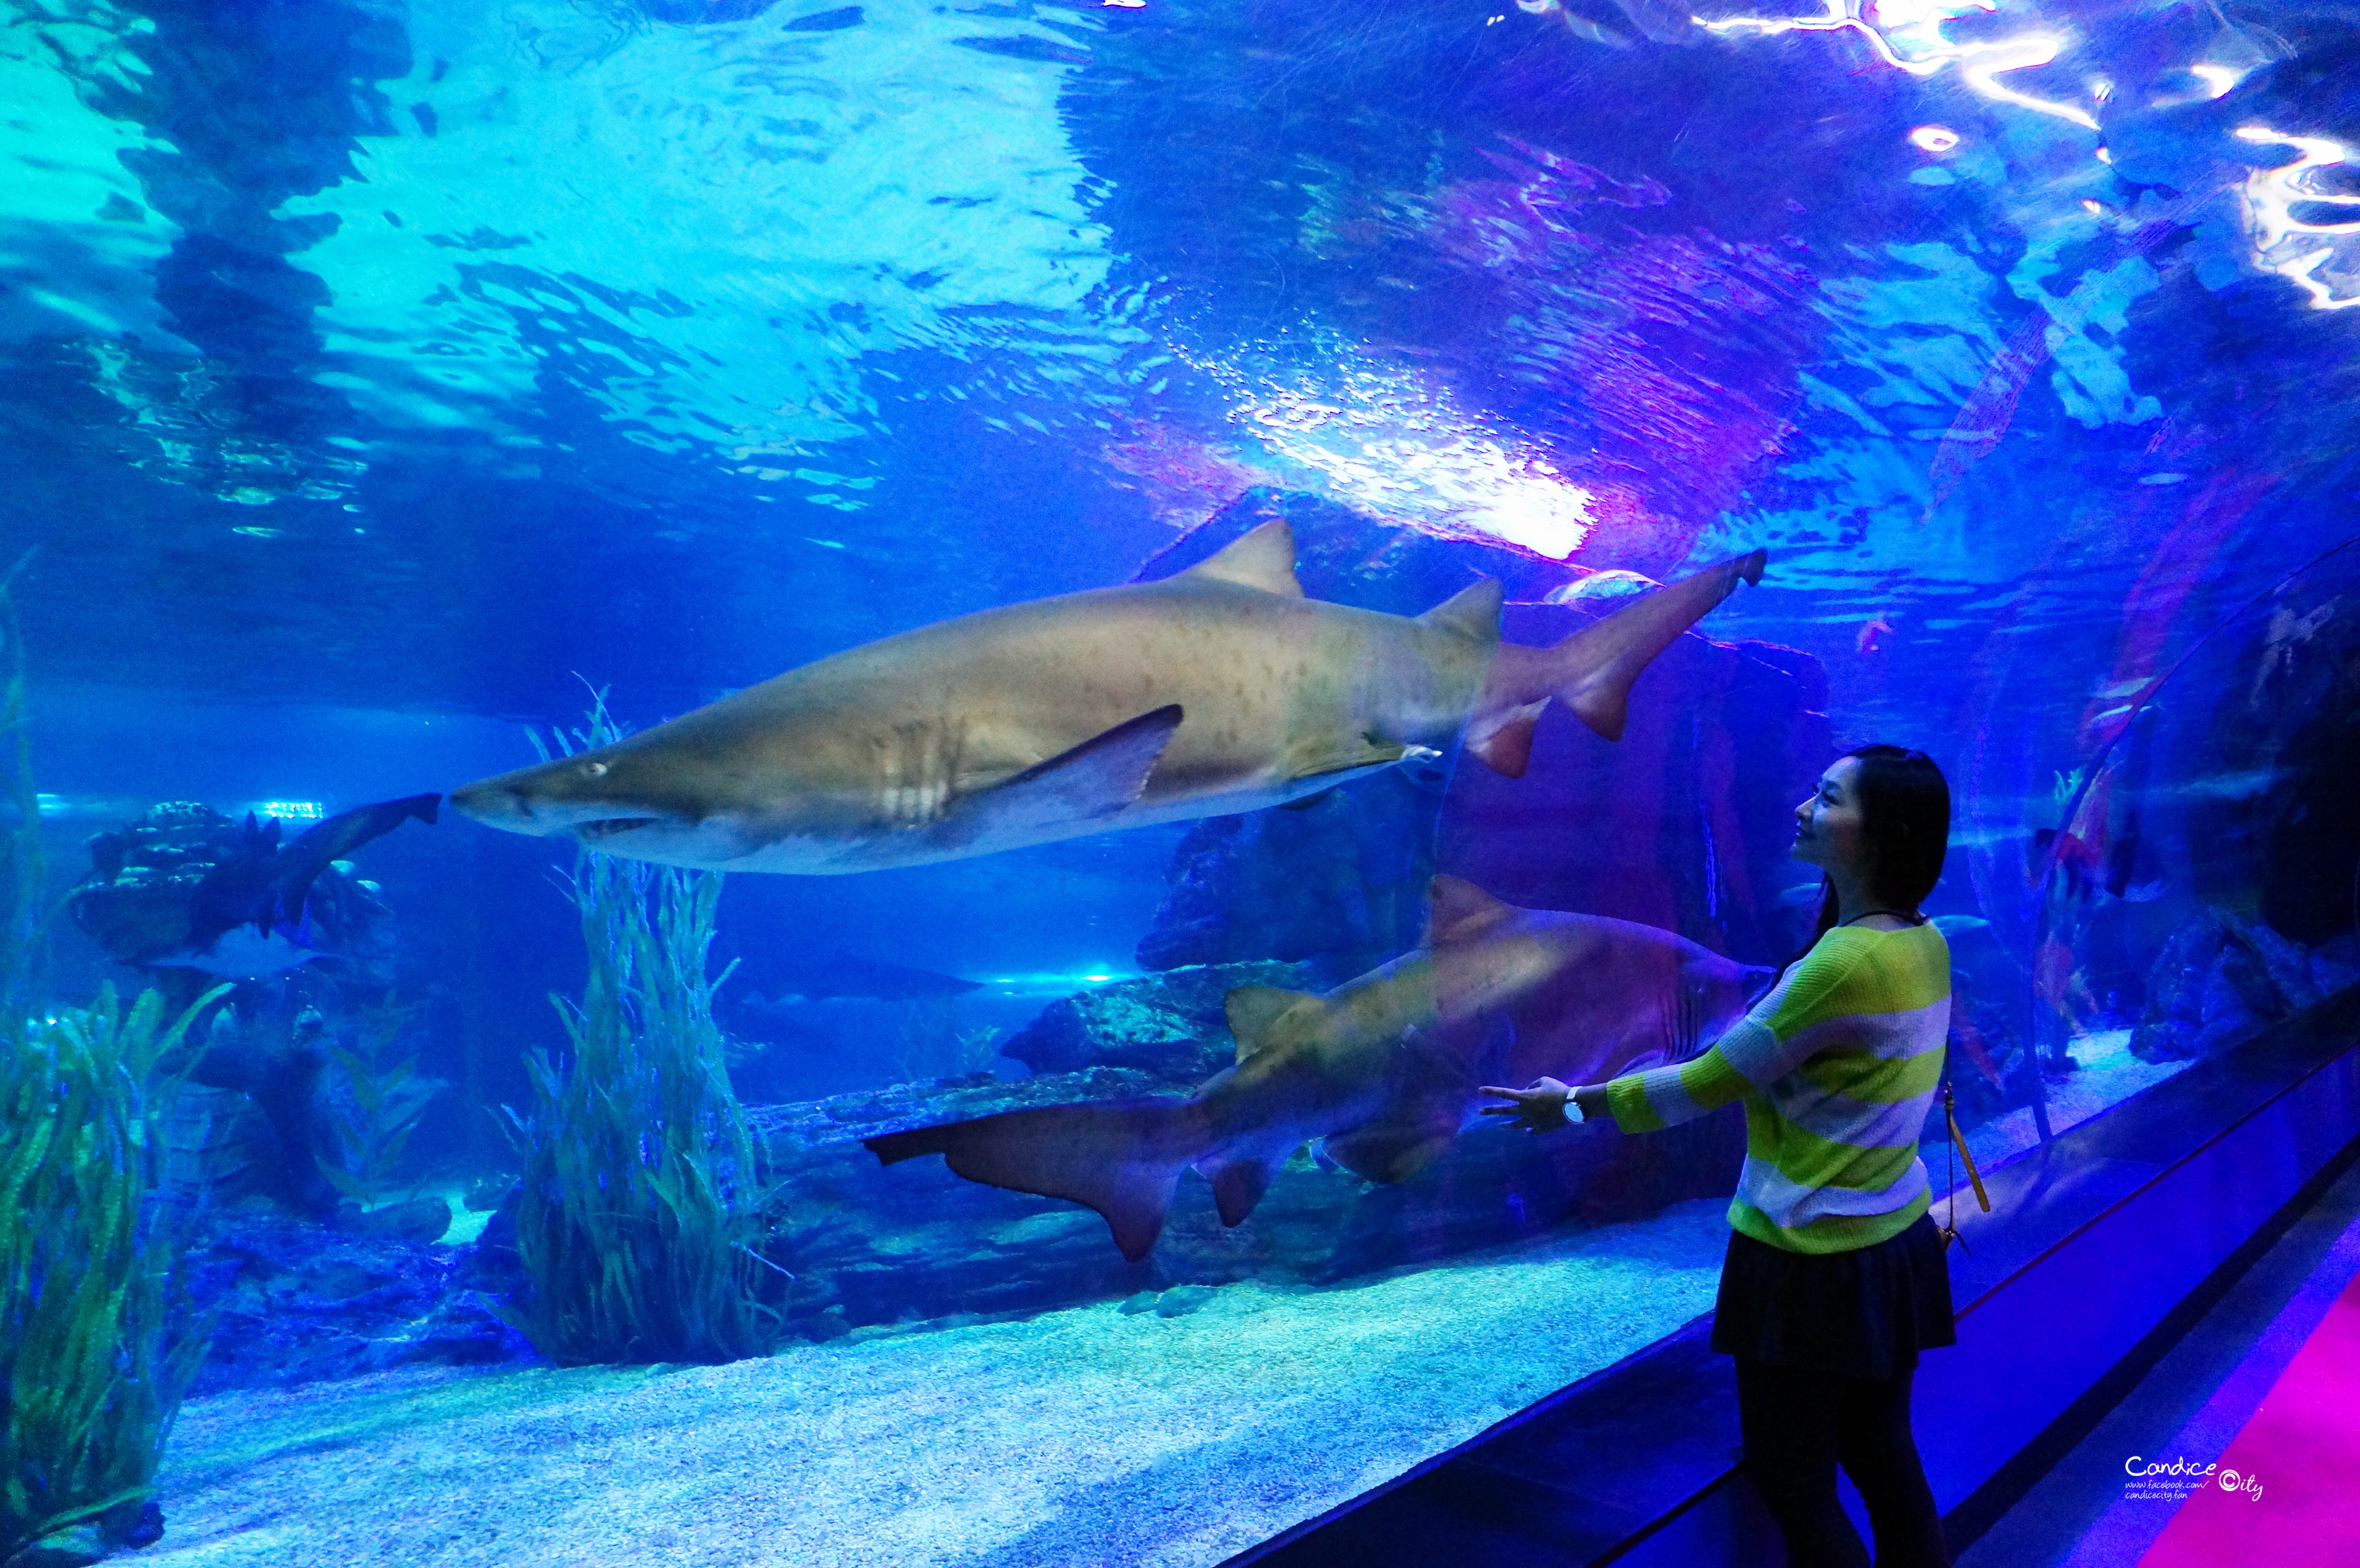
[1709,1212,1957,1381]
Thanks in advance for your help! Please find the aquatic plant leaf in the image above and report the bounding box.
[376,1119,420,1177]
[2,988,213,1558]
[317,1164,373,1202]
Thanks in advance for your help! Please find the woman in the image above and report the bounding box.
[1481,744,1957,1568]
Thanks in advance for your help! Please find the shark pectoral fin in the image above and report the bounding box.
[935,705,1184,847]
[1207,1157,1276,1228]
[1177,518,1305,598]
[1225,986,1321,1060]
[863,1096,1205,1262]
[1426,875,1518,946]
[1417,578,1504,642]
[1323,1125,1457,1185]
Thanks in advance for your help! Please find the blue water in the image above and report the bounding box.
[4,0,2359,1557]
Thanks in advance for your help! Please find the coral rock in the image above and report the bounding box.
[999,961,1320,1082]
[2134,908,2325,1062]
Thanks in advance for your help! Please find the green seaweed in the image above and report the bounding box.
[0,988,221,1560]
[0,567,223,1559]
[500,700,788,1366]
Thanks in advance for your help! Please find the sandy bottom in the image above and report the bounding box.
[1956,1028,2189,1175]
[147,1200,1731,1568]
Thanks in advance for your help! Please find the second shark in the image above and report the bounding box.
[865,878,1772,1259]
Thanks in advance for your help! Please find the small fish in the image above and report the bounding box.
[1514,0,1634,47]
[1546,569,1658,603]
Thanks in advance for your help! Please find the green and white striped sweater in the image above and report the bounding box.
[1603,922,1951,1255]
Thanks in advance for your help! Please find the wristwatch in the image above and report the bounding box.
[1566,1089,1587,1124]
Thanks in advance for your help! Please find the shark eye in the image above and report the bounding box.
[582,761,609,779]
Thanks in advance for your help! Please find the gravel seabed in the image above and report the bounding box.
[147,1199,1731,1568]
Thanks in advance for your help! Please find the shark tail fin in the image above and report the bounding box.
[864,1097,1211,1262]
[273,792,445,933]
[1473,549,1766,756]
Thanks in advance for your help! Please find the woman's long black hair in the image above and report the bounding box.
[1804,744,1952,943]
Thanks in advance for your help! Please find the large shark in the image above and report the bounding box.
[450,522,1765,872]
[863,877,1773,1260]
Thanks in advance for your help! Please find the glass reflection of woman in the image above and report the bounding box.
[1482,745,1958,1568]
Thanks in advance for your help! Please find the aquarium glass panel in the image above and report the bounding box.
[2,0,2355,1561]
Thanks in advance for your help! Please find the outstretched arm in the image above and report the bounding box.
[1477,1077,1610,1134]
[1605,942,1869,1133]
[1483,941,1870,1137]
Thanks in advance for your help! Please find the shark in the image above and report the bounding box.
[154,793,440,980]
[863,877,1773,1260]
[449,521,1765,872]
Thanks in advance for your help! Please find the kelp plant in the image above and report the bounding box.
[0,564,221,1563]
[502,699,789,1365]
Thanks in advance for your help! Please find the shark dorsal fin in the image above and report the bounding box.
[1225,985,1319,1060]
[1179,520,1303,598]
[1418,578,1504,641]
[1426,874,1516,946]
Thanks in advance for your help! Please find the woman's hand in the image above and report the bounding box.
[1479,1077,1596,1134]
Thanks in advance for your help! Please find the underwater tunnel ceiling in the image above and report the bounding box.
[2,0,2358,763]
